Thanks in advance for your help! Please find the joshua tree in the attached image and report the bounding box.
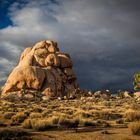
[133,73,140,90]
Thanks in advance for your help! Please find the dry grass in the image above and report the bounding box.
[11,112,27,124]
[0,96,140,139]
[58,117,79,129]
[22,118,55,131]
[80,111,93,118]
[3,112,15,119]
[30,112,42,119]
[22,119,32,129]
[79,119,95,126]
[97,111,122,120]
[116,119,124,124]
[131,104,140,110]
[0,128,29,140]
[42,109,53,117]
[31,107,43,113]
[0,119,7,127]
[129,122,140,135]
[31,119,54,131]
[51,116,60,124]
[125,111,140,122]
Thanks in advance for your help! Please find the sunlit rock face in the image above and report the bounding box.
[1,40,78,99]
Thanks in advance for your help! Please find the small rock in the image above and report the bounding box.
[42,96,51,101]
[58,97,62,100]
[24,94,34,99]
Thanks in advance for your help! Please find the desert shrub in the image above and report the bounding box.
[2,94,20,102]
[42,109,53,117]
[131,104,140,110]
[75,111,93,119]
[30,112,42,119]
[125,111,140,122]
[7,107,18,112]
[95,120,110,127]
[65,110,74,115]
[96,111,122,120]
[0,120,7,127]
[24,110,31,116]
[81,112,93,118]
[101,130,110,134]
[129,122,140,135]
[31,107,42,113]
[102,101,112,107]
[58,117,79,129]
[31,119,54,131]
[51,111,67,119]
[116,119,124,124]
[3,112,15,119]
[80,119,95,126]
[22,119,32,129]
[22,117,60,130]
[18,108,25,112]
[11,112,27,124]
[51,116,60,124]
[0,128,29,140]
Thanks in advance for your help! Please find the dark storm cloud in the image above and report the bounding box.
[0,0,140,92]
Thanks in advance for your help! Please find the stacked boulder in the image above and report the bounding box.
[93,90,111,100]
[1,40,78,100]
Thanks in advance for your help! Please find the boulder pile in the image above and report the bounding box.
[1,40,78,100]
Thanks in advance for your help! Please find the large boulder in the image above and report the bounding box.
[2,66,45,95]
[57,52,73,68]
[117,90,132,98]
[1,40,78,99]
[93,90,111,100]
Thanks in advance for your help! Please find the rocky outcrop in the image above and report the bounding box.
[93,90,111,100]
[117,90,132,98]
[1,40,78,99]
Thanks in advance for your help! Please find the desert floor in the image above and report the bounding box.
[0,96,140,140]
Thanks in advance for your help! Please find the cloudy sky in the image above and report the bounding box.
[0,0,140,92]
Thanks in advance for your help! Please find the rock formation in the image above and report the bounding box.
[1,40,78,99]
